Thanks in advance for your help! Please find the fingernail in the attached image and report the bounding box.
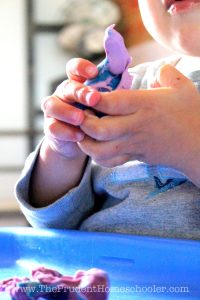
[85,91,100,106]
[72,111,84,125]
[86,66,97,77]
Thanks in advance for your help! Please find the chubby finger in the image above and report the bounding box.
[80,113,141,141]
[54,80,101,108]
[157,64,192,88]
[78,135,127,160]
[64,80,101,107]
[79,135,143,165]
[44,117,85,142]
[41,95,85,126]
[66,58,98,82]
[94,88,173,116]
[78,135,119,161]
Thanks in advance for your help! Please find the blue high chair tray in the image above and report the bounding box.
[0,227,199,300]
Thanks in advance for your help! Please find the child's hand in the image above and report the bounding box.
[79,65,200,185]
[41,58,101,159]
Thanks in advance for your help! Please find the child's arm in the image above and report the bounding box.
[29,25,133,208]
[30,59,101,208]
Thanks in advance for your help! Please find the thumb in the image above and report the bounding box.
[156,64,190,88]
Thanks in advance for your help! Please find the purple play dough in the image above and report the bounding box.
[105,24,132,75]
[85,24,133,91]
[0,266,109,300]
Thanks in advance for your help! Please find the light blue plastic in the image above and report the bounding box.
[0,227,199,300]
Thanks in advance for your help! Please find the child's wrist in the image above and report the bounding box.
[40,138,88,185]
[30,138,88,207]
[41,137,86,163]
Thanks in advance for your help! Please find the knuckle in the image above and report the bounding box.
[55,80,69,97]
[94,124,110,140]
[72,85,86,101]
[48,120,58,136]
[42,96,58,115]
[41,96,52,112]
[75,86,88,102]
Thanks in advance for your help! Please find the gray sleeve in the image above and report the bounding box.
[15,142,95,229]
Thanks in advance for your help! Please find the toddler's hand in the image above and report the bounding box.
[78,65,200,184]
[41,58,101,159]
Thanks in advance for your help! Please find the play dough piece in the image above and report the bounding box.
[75,24,133,116]
[0,266,109,300]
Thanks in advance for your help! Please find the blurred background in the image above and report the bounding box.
[0,0,172,226]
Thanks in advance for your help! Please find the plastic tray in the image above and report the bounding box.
[0,227,199,299]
